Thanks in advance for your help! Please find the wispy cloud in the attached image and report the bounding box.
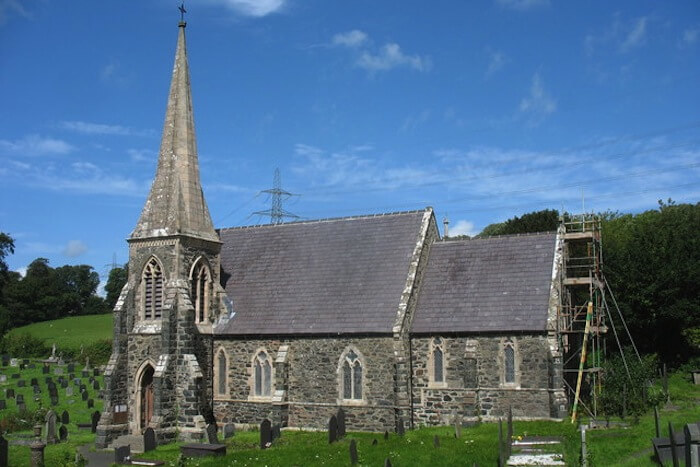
[332,30,368,48]
[204,0,286,17]
[60,121,155,137]
[127,148,156,162]
[449,220,478,237]
[519,73,557,123]
[495,0,549,11]
[620,17,648,52]
[62,240,88,258]
[0,0,31,26]
[100,60,134,87]
[0,134,75,157]
[485,50,508,77]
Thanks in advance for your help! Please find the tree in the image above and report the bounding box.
[477,209,560,237]
[104,264,128,310]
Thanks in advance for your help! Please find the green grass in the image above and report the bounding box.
[6,314,113,349]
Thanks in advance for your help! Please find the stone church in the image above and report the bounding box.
[96,20,567,446]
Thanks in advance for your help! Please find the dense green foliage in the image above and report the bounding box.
[104,263,128,310]
[598,352,664,418]
[478,208,560,237]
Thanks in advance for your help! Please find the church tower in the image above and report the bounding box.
[97,18,223,446]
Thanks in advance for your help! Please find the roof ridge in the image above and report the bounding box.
[218,208,430,232]
[440,230,557,245]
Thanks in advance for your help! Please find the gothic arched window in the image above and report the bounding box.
[432,337,445,384]
[216,348,228,397]
[341,349,363,400]
[190,259,211,324]
[253,350,272,397]
[504,338,516,384]
[142,257,164,320]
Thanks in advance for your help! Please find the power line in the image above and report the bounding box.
[252,168,300,224]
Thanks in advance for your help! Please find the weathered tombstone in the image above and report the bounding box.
[61,410,69,424]
[87,399,94,409]
[0,434,7,467]
[260,419,272,449]
[372,439,378,446]
[206,423,219,444]
[9,359,17,367]
[654,406,661,438]
[51,395,59,406]
[397,418,405,436]
[143,426,156,452]
[115,445,130,464]
[42,365,49,374]
[0,375,5,383]
[453,412,462,439]
[10,374,19,379]
[91,411,101,434]
[17,380,25,387]
[15,394,24,403]
[384,458,392,467]
[223,423,235,439]
[17,402,26,412]
[5,389,13,398]
[45,410,58,444]
[82,370,89,378]
[30,378,38,386]
[685,423,700,467]
[272,424,281,442]
[349,439,358,465]
[79,384,86,393]
[384,430,389,440]
[93,368,99,377]
[65,386,73,397]
[328,415,338,444]
[82,391,89,401]
[337,408,346,439]
[433,435,440,448]
[33,385,41,395]
[30,435,45,467]
[93,380,100,390]
[670,422,680,467]
[0,400,5,410]
[59,424,68,442]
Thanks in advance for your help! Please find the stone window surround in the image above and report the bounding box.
[336,346,366,406]
[499,337,521,388]
[428,336,448,389]
[189,256,212,325]
[213,346,229,400]
[248,347,275,402]
[140,256,165,322]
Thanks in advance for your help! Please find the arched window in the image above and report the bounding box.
[142,257,164,320]
[432,337,445,384]
[341,350,363,400]
[190,259,211,324]
[504,338,516,384]
[216,348,228,397]
[253,350,272,397]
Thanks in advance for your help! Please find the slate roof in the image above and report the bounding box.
[216,210,428,335]
[411,232,557,334]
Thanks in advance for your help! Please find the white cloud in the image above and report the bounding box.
[0,0,31,25]
[495,0,549,10]
[519,73,557,122]
[357,43,430,72]
[333,30,368,48]
[620,17,648,52]
[62,240,88,258]
[128,148,155,162]
[15,266,27,277]
[206,0,285,17]
[485,50,507,77]
[683,28,699,45]
[449,220,478,237]
[60,120,154,137]
[0,134,75,157]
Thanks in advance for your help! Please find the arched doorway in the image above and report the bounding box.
[138,364,155,431]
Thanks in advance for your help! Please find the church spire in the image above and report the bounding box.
[131,20,218,243]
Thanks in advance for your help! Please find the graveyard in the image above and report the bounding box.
[0,345,698,465]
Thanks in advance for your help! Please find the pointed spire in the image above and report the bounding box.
[131,22,219,243]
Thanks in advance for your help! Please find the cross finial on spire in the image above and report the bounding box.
[178,2,187,24]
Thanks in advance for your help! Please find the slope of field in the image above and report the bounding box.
[6,313,113,349]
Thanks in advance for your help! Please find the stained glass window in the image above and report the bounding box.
[434,345,444,383]
[217,350,227,395]
[505,340,515,384]
[341,350,362,400]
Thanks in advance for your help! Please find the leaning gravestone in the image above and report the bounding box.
[223,423,235,439]
[115,445,130,464]
[337,408,346,439]
[349,439,358,465]
[328,415,338,444]
[206,423,219,444]
[260,419,272,449]
[45,410,58,444]
[59,424,68,442]
[0,375,5,383]
[91,411,101,434]
[61,410,69,424]
[143,427,156,452]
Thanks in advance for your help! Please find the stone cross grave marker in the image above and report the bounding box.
[91,411,100,433]
[206,423,219,444]
[0,435,7,466]
[143,426,156,452]
[223,423,235,438]
[115,445,130,464]
[260,419,272,449]
[61,410,69,424]
[328,415,338,444]
[337,408,346,439]
[59,424,67,442]
[45,410,58,444]
[349,439,358,465]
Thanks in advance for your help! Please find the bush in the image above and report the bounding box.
[599,352,661,417]
[0,332,49,358]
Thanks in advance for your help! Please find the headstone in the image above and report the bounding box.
[453,411,462,438]
[42,365,49,374]
[28,364,36,369]
[328,415,338,444]
[1,356,8,366]
[82,370,89,378]
[349,439,358,465]
[19,364,25,370]
[30,378,38,386]
[0,375,5,383]
[670,422,680,467]
[69,373,75,380]
[685,423,700,467]
[79,384,86,393]
[87,399,94,409]
[59,424,68,442]
[0,400,5,410]
[15,394,24,403]
[384,430,389,440]
[54,367,63,375]
[91,411,101,433]
[51,395,59,406]
[17,402,26,412]
[384,458,392,467]
[93,368,100,377]
[372,439,378,446]
[143,426,156,452]
[45,376,52,384]
[223,423,235,439]
[433,435,440,448]
[9,359,18,367]
[33,385,41,395]
[93,381,100,390]
[260,419,272,449]
[45,410,58,444]
[10,374,19,379]
[337,408,346,439]
[5,389,14,398]
[30,437,45,467]
[17,380,25,387]
[66,387,73,396]
[206,423,219,444]
[272,424,281,442]
[115,445,130,464]
[0,435,7,467]
[61,410,69,424]
[397,418,405,436]
[67,364,75,373]
[22,359,29,364]
[82,391,89,401]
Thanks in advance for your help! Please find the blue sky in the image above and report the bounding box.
[1,0,699,285]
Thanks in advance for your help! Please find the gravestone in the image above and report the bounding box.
[69,373,75,380]
[452,411,462,438]
[33,385,41,395]
[79,384,86,393]
[9,359,18,367]
[19,364,25,370]
[67,363,75,372]
[45,376,52,384]
[143,427,156,452]
[115,445,130,464]
[272,424,281,442]
[17,401,26,412]
[82,370,89,378]
[17,380,25,387]
[15,394,24,403]
[54,367,63,375]
[384,430,389,440]
[82,391,89,401]
[1,355,8,366]
[10,374,19,379]
[30,378,38,386]
[397,418,405,436]
[223,423,235,438]
[61,410,69,424]
[328,415,338,444]
[206,423,219,444]
[384,458,392,467]
[59,424,68,442]
[5,389,14,398]
[61,381,68,389]
[0,400,5,410]
[28,364,36,369]
[0,375,5,383]
[337,408,346,439]
[66,386,73,397]
[93,368,100,377]
[87,399,94,409]
[433,435,440,448]
[349,439,358,465]
[685,423,700,467]
[23,359,29,364]
[45,410,58,444]
[50,395,59,406]
[93,381,100,390]
[42,365,49,374]
[0,434,7,467]
[260,419,272,449]
[372,438,378,446]
[91,411,101,433]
